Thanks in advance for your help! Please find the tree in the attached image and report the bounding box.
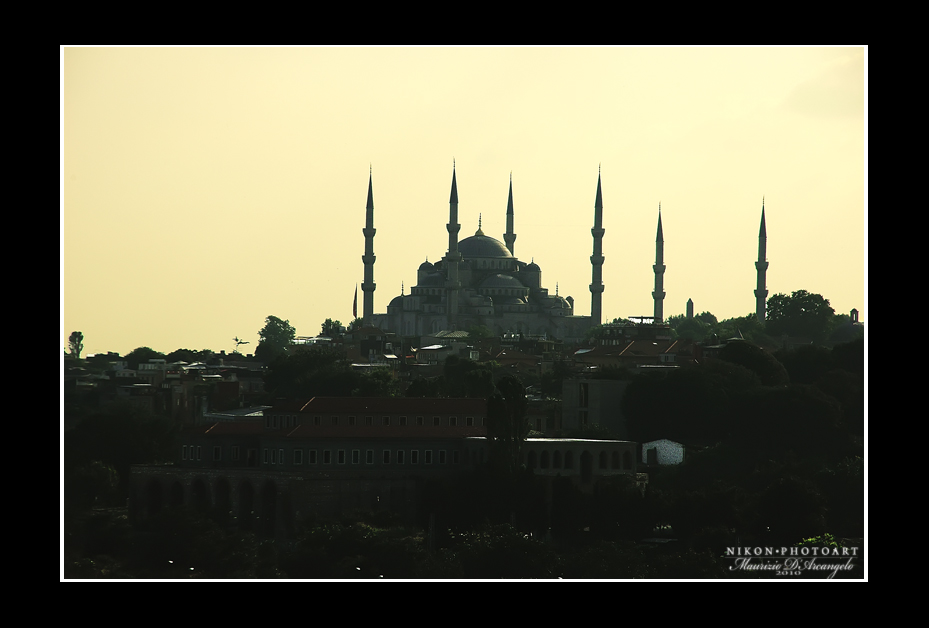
[256,316,296,362]
[467,324,494,339]
[320,318,343,338]
[68,331,84,359]
[165,348,212,364]
[718,340,789,386]
[765,290,836,343]
[124,346,166,370]
[347,318,363,333]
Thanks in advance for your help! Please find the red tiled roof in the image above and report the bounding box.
[287,397,487,415]
[282,424,487,439]
[184,422,265,435]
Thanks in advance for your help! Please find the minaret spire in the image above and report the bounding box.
[754,198,768,322]
[589,169,605,326]
[504,172,516,256]
[362,168,377,326]
[445,161,461,329]
[652,204,666,323]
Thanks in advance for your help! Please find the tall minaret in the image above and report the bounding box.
[652,204,666,323]
[504,173,516,256]
[445,162,461,329]
[754,199,768,322]
[362,166,376,326]
[589,168,605,326]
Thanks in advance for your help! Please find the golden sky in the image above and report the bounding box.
[62,46,866,357]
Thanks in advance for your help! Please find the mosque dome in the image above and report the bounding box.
[459,234,513,259]
[526,259,541,272]
[480,274,526,289]
[419,272,445,287]
[418,259,435,272]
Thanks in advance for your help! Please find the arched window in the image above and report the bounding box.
[612,451,620,469]
[623,451,632,470]
[564,450,574,469]
[527,450,537,469]
[540,451,550,469]
[599,451,608,469]
[553,451,562,469]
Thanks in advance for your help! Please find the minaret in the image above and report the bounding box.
[362,167,376,326]
[589,168,605,326]
[652,205,666,323]
[754,199,768,322]
[686,298,694,319]
[504,173,516,256]
[445,162,461,329]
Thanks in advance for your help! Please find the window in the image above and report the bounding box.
[338,450,346,464]
[314,416,321,426]
[349,416,356,426]
[263,448,269,464]
[196,446,201,461]
[383,450,391,464]
[449,416,457,427]
[453,450,460,464]
[213,446,222,461]
[466,416,473,427]
[352,450,360,464]
[366,450,374,464]
[411,450,419,464]
[294,449,303,465]
[309,450,318,464]
[332,416,339,426]
[433,416,440,426]
[232,446,240,461]
[182,445,188,460]
[279,449,284,465]
[324,450,332,464]
[417,416,424,426]
[365,416,373,426]
[425,450,433,464]
[397,450,405,465]
[273,416,279,429]
[399,416,407,426]
[383,416,390,426]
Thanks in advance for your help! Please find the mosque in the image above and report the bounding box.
[357,164,771,342]
[361,165,606,341]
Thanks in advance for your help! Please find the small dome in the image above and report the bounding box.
[526,260,541,272]
[388,295,405,308]
[418,272,445,287]
[418,259,435,272]
[480,274,526,289]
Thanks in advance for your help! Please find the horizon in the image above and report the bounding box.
[62,47,866,357]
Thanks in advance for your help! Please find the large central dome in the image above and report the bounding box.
[458,234,513,259]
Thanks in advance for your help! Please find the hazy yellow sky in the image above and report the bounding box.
[62,46,866,357]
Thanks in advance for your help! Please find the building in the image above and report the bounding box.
[363,166,604,341]
[561,378,631,437]
[130,395,639,535]
[641,438,685,466]
[130,397,490,534]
